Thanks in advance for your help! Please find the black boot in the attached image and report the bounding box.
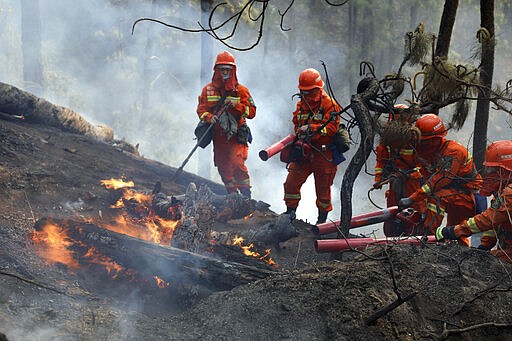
[285,207,296,222]
[316,211,328,225]
[239,188,251,199]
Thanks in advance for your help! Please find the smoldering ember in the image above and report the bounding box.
[0,82,510,340]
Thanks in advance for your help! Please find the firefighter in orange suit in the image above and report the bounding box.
[283,68,342,224]
[372,104,425,236]
[398,114,482,235]
[196,51,256,198]
[436,140,512,262]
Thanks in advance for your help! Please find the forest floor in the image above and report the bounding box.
[1,114,512,340]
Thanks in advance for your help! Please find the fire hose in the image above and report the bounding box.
[314,235,437,253]
[312,206,402,235]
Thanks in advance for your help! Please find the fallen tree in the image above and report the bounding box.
[32,217,275,294]
[0,82,113,142]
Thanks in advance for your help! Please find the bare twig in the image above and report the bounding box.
[0,270,73,297]
[437,321,512,340]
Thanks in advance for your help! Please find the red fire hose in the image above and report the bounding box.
[314,235,437,253]
[312,206,401,235]
[259,134,296,161]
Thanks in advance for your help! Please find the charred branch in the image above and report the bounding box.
[339,78,379,234]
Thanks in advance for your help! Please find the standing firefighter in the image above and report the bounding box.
[373,104,424,235]
[196,51,256,198]
[283,68,343,224]
[399,114,482,234]
[436,140,512,262]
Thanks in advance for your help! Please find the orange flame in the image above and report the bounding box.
[31,221,80,269]
[153,275,170,289]
[232,235,277,266]
[100,178,134,190]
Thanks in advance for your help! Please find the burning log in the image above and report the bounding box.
[0,82,113,142]
[32,218,274,292]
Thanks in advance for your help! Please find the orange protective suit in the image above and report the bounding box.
[410,138,482,233]
[283,90,341,213]
[374,143,423,209]
[196,73,256,194]
[453,183,511,262]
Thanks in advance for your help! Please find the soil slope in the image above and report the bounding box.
[1,115,512,340]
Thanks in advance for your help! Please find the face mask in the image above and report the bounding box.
[221,70,231,80]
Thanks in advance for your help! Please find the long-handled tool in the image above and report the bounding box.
[172,104,229,182]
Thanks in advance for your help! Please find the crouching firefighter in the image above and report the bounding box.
[436,140,512,262]
[196,51,256,198]
[283,68,348,224]
[398,114,483,236]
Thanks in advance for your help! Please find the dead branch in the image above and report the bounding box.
[450,283,512,316]
[365,292,416,325]
[437,321,512,340]
[0,270,72,297]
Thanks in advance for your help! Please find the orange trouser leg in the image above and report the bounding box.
[214,139,238,193]
[312,161,337,212]
[283,162,312,209]
[232,143,250,190]
[423,189,475,233]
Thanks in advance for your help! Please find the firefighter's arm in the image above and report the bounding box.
[455,186,512,238]
[374,144,387,184]
[292,105,301,134]
[227,86,256,120]
[197,87,215,123]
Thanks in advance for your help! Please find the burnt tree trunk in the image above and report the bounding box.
[473,0,495,172]
[435,0,459,58]
[0,82,113,142]
[339,78,380,235]
[34,218,273,292]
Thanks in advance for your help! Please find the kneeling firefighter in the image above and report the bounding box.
[436,140,512,262]
[283,68,348,224]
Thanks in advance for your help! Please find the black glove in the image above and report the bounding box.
[398,197,413,210]
[477,244,492,251]
[435,226,457,241]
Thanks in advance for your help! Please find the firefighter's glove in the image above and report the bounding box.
[372,182,383,190]
[477,244,492,251]
[435,226,457,241]
[210,115,219,124]
[398,197,413,210]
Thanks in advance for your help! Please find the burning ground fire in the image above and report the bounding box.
[31,177,277,289]
[232,235,276,267]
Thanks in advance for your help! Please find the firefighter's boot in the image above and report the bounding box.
[285,207,296,222]
[316,211,328,225]
[239,188,251,199]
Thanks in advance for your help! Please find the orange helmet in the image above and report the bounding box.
[298,68,324,90]
[214,51,236,68]
[415,114,447,140]
[484,140,512,171]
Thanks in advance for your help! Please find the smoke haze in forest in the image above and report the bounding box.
[0,0,511,224]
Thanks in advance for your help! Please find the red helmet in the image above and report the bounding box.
[214,51,236,68]
[415,114,447,140]
[298,68,324,90]
[484,140,512,171]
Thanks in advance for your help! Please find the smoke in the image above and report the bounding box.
[2,0,509,226]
